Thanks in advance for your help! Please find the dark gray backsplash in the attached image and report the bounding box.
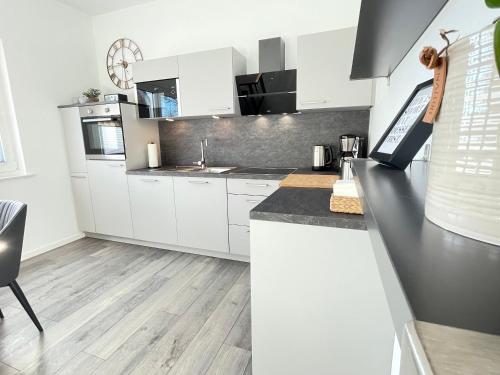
[158,111,369,168]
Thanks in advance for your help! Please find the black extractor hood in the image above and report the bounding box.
[236,37,297,115]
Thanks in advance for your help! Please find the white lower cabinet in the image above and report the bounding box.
[70,173,95,233]
[128,175,177,244]
[173,176,229,253]
[87,160,134,238]
[229,225,250,256]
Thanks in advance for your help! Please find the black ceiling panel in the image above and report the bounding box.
[351,0,449,80]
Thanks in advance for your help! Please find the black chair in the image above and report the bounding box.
[0,200,43,332]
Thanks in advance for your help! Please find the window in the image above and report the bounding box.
[0,38,25,176]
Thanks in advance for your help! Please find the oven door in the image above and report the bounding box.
[81,117,125,160]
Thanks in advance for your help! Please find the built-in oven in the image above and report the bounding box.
[136,78,180,119]
[79,104,125,160]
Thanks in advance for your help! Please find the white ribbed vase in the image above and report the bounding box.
[425,24,500,246]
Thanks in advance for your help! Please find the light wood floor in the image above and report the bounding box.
[0,238,252,375]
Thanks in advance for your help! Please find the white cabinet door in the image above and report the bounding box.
[132,56,179,83]
[128,175,177,244]
[297,28,373,111]
[178,48,236,117]
[174,177,229,252]
[60,107,87,173]
[70,173,95,233]
[229,225,250,257]
[87,160,133,238]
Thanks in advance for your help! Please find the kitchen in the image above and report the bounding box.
[0,0,499,374]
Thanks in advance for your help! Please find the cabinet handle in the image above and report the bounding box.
[211,106,231,111]
[108,164,125,168]
[82,117,112,122]
[246,229,250,233]
[301,100,327,105]
[246,199,261,203]
[141,178,160,182]
[245,183,270,187]
[188,180,210,184]
[70,175,87,179]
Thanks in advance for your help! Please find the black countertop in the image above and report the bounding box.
[250,188,366,230]
[353,159,500,336]
[127,166,293,180]
[129,165,366,230]
[57,101,137,108]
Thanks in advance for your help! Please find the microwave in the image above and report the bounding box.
[136,78,181,119]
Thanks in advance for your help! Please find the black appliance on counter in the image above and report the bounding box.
[236,70,297,115]
[104,93,128,102]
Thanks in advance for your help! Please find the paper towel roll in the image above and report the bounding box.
[147,143,159,168]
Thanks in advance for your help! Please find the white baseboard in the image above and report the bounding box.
[21,232,85,261]
[85,232,250,263]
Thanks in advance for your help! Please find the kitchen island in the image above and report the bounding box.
[249,176,395,375]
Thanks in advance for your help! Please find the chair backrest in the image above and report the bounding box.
[0,200,27,287]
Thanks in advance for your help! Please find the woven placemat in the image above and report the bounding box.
[280,174,340,189]
[330,194,363,215]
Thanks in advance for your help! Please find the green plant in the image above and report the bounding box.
[486,0,500,74]
[82,88,101,99]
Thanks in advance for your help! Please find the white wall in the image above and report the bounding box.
[0,0,98,258]
[369,0,500,152]
[91,0,362,94]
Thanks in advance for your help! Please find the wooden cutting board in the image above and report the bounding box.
[279,174,340,189]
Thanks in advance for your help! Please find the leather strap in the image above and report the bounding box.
[419,30,458,124]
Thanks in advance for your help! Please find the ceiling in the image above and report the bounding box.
[57,0,158,15]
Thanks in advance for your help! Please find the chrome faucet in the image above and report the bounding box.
[194,138,208,169]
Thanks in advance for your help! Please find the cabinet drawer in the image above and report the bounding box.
[227,179,280,196]
[228,194,265,226]
[229,225,250,257]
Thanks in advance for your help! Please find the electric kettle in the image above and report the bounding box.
[312,145,334,171]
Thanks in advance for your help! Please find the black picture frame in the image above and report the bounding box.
[370,79,434,170]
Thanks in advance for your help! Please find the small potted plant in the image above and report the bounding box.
[82,88,101,103]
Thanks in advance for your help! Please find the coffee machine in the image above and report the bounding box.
[339,134,366,180]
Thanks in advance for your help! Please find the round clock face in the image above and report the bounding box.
[106,38,143,90]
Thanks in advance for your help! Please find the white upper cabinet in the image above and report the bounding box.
[87,160,134,238]
[173,176,229,253]
[297,28,373,111]
[60,107,87,173]
[178,47,246,117]
[128,175,177,244]
[132,56,179,83]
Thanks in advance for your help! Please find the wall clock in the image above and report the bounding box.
[106,38,143,90]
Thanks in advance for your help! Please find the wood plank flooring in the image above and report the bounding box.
[0,238,252,375]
